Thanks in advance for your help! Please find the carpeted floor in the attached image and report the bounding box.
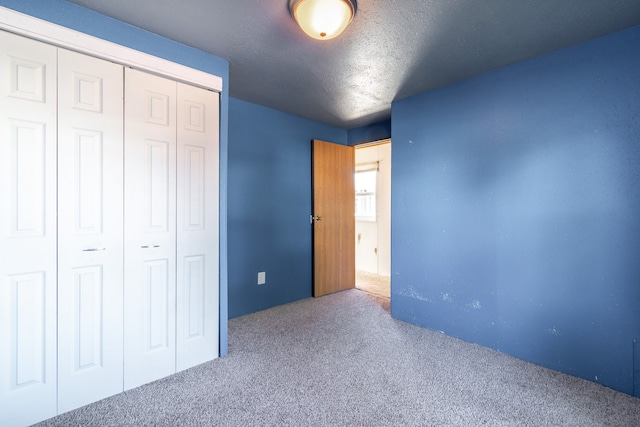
[37,290,640,426]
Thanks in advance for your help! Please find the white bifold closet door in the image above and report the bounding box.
[124,68,178,390]
[176,82,219,372]
[123,68,220,390]
[57,49,124,413]
[0,31,58,426]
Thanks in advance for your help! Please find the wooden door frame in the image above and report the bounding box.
[352,138,391,299]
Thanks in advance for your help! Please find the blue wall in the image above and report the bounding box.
[391,25,640,396]
[348,119,391,145]
[228,98,347,318]
[0,0,231,355]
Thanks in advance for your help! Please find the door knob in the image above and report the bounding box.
[314,216,322,221]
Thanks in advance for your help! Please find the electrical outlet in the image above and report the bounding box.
[257,271,266,285]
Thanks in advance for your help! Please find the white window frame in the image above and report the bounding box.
[355,165,378,222]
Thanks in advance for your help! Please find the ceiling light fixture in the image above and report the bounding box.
[289,0,357,40]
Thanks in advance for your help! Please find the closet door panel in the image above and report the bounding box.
[0,30,58,427]
[57,49,124,413]
[176,84,219,371]
[124,68,177,390]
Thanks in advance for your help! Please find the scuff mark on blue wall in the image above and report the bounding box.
[391,24,640,396]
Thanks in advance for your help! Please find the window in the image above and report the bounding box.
[355,170,376,221]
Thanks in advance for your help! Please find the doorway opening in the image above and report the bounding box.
[354,139,391,311]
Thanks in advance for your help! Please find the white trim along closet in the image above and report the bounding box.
[0,9,221,426]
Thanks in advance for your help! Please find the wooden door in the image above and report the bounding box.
[57,48,124,412]
[0,30,58,426]
[312,140,355,297]
[123,68,177,390]
[176,82,220,371]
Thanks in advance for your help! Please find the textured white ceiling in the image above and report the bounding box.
[70,0,640,129]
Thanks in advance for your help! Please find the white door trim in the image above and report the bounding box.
[0,6,223,92]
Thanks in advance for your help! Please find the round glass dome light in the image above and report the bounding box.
[289,0,356,40]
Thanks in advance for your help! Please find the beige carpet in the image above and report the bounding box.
[356,270,390,297]
[356,270,390,311]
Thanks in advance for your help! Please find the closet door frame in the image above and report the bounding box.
[0,6,223,350]
[0,7,222,93]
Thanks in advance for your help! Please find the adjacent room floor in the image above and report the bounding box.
[356,269,390,312]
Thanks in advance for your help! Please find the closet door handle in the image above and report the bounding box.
[141,245,161,249]
[82,248,106,252]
